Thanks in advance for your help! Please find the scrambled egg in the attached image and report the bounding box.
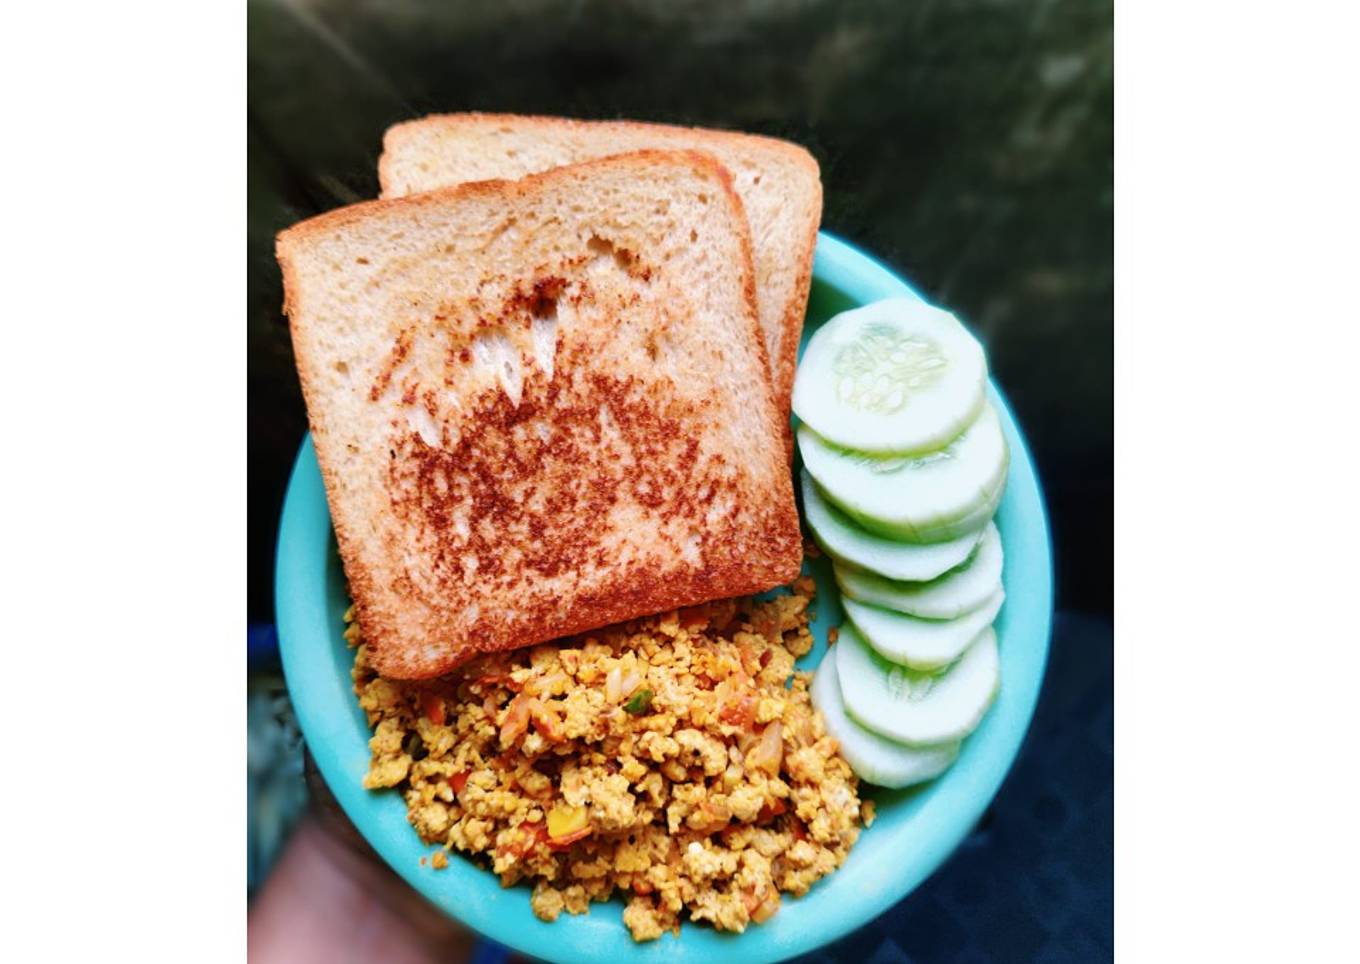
[349,573,871,941]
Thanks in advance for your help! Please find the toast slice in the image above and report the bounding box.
[278,151,802,680]
[378,113,823,428]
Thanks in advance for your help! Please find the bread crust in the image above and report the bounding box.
[377,114,823,445]
[278,151,800,679]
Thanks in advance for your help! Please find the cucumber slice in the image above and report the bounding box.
[843,590,1004,671]
[797,403,1009,544]
[792,297,987,454]
[810,654,961,788]
[836,622,1000,746]
[800,470,984,582]
[835,522,1003,620]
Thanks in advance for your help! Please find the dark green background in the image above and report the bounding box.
[249,0,1112,625]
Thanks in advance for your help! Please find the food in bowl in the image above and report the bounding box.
[272,105,1037,952]
[271,221,1055,962]
[348,573,871,941]
[795,298,1010,789]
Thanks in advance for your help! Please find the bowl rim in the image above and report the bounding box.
[275,230,1054,964]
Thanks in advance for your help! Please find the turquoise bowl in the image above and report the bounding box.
[276,231,1054,964]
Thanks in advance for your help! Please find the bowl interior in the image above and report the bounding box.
[276,231,1053,964]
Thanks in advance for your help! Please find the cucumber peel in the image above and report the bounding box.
[792,297,988,454]
[843,589,1005,671]
[810,655,961,788]
[800,470,985,582]
[798,404,1009,544]
[835,622,1000,746]
[835,522,1003,620]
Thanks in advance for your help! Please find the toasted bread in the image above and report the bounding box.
[278,151,802,679]
[378,113,823,428]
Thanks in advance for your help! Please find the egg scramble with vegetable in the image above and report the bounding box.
[349,571,871,941]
